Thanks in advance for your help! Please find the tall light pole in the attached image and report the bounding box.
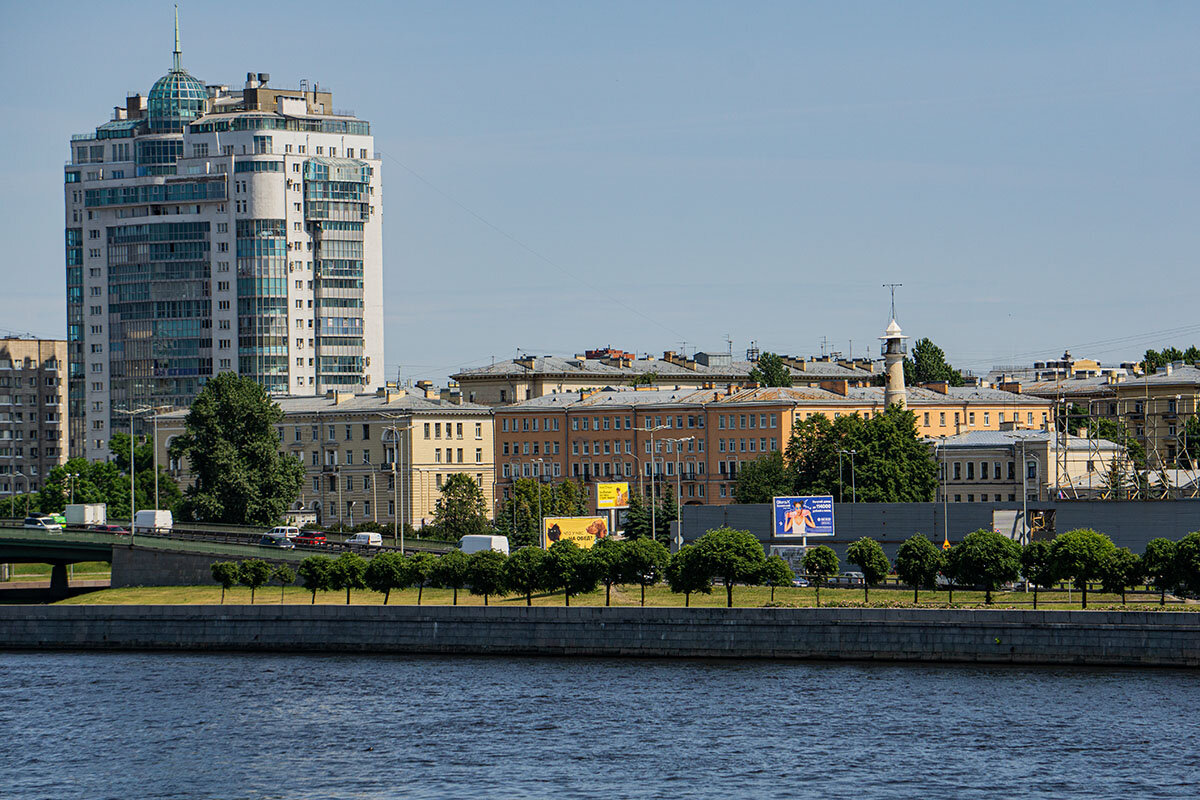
[662,436,694,550]
[114,406,151,540]
[535,457,545,545]
[839,449,857,502]
[939,436,949,548]
[379,413,408,550]
[642,423,670,540]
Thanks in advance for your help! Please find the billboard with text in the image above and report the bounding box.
[772,495,835,537]
[543,516,609,549]
[597,482,630,509]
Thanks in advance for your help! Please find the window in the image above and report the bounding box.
[939,412,946,427]
[475,422,482,439]
[1026,461,1037,479]
[954,462,962,480]
[424,423,430,439]
[966,462,975,480]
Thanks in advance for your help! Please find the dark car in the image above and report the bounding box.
[293,531,327,545]
[258,534,295,549]
[89,524,130,535]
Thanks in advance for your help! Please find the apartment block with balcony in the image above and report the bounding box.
[0,339,69,497]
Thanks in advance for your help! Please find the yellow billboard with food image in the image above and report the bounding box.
[543,516,609,549]
[596,482,630,509]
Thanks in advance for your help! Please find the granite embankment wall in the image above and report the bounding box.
[2,606,1197,667]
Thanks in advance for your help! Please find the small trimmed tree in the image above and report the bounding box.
[952,529,1021,605]
[1142,537,1178,606]
[624,536,670,607]
[694,526,767,608]
[272,564,295,604]
[503,546,548,606]
[406,552,437,606]
[1174,531,1200,597]
[1020,540,1057,610]
[297,555,334,604]
[238,559,273,605]
[801,545,839,607]
[431,549,471,605]
[1100,547,1142,605]
[845,537,890,603]
[541,540,600,606]
[331,552,368,605]
[665,545,712,607]
[759,555,795,602]
[895,533,943,603]
[364,551,407,605]
[211,561,239,604]
[590,537,631,606]
[1049,528,1117,609]
[467,549,508,606]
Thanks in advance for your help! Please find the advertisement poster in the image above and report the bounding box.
[596,482,630,509]
[543,516,609,549]
[772,495,835,537]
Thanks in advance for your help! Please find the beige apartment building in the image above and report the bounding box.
[158,386,494,530]
[1,338,68,497]
[493,379,1052,513]
[452,348,878,406]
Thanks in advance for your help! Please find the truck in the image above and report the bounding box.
[134,509,174,534]
[459,534,510,556]
[65,503,107,527]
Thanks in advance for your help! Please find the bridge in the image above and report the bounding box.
[0,524,454,595]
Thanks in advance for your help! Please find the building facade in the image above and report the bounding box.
[158,388,494,531]
[492,381,1053,514]
[66,17,383,460]
[0,339,69,498]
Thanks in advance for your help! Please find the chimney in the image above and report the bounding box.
[923,381,950,395]
[515,355,535,370]
[998,381,1022,394]
[819,379,849,396]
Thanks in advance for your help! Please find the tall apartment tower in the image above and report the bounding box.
[65,14,383,460]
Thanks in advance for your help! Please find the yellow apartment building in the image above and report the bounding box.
[1,338,68,497]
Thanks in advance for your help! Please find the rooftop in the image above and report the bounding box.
[159,391,490,421]
[452,353,874,381]
[931,429,1121,451]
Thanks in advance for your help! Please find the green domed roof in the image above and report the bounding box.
[147,8,206,132]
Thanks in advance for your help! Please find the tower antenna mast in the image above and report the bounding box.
[883,283,903,320]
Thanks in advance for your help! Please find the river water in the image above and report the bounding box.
[1,652,1197,799]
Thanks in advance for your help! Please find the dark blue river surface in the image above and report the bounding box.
[1,653,1197,799]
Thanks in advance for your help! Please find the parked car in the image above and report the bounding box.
[258,534,295,549]
[89,524,130,535]
[293,531,327,545]
[267,526,301,540]
[791,577,810,587]
[24,516,63,532]
[345,532,382,547]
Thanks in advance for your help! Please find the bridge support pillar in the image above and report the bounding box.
[49,562,69,598]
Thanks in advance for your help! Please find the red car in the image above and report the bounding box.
[89,524,130,535]
[293,531,327,545]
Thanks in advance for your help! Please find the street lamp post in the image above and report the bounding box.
[379,413,408,551]
[114,406,152,542]
[642,423,670,540]
[535,458,545,545]
[336,470,343,529]
[838,449,858,503]
[662,436,694,550]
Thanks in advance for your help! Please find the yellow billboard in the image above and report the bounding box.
[543,516,609,549]
[596,482,630,509]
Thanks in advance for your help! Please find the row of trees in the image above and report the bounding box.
[210,559,295,603]
[492,478,678,548]
[1143,346,1200,373]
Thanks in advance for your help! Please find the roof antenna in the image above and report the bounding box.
[883,283,903,320]
[172,4,182,71]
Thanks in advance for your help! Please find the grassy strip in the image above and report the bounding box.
[54,583,1195,610]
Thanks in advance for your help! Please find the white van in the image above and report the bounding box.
[346,532,382,547]
[459,534,510,556]
[134,509,174,534]
[267,526,301,540]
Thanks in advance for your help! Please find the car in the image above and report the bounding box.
[89,524,130,535]
[258,534,295,549]
[293,531,327,545]
[345,532,382,547]
[791,577,810,587]
[23,516,63,532]
[267,526,301,540]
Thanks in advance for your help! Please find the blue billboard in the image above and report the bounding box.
[772,495,835,538]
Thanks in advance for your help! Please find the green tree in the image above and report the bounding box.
[1143,349,1166,374]
[1174,531,1200,597]
[502,545,548,606]
[629,371,658,388]
[467,549,508,606]
[1020,540,1057,610]
[845,537,890,603]
[1100,548,1142,605]
[540,540,600,606]
[238,559,272,605]
[495,478,589,548]
[665,545,712,607]
[431,549,472,605]
[590,537,630,606]
[759,554,794,602]
[1049,528,1117,609]
[623,490,652,540]
[695,526,767,608]
[951,529,1021,605]
[108,433,184,514]
[895,533,943,603]
[36,456,152,520]
[1185,345,1200,364]
[1054,403,1090,436]
[1142,537,1178,606]
[434,473,490,540]
[330,552,368,605]
[272,564,295,604]
[298,555,334,604]
[210,561,239,604]
[624,536,670,606]
[801,545,839,607]
[748,352,793,387]
[168,373,305,525]
[732,451,794,504]
[904,337,964,386]
[364,551,407,605]
[406,552,437,605]
[1182,416,1200,469]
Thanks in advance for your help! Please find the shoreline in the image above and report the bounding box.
[2,605,1198,667]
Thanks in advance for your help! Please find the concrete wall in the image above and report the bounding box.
[110,547,292,588]
[1,606,1197,667]
[683,501,1200,559]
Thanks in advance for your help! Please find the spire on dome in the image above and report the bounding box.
[172,4,182,71]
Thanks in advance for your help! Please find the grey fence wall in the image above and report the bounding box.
[682,501,1200,560]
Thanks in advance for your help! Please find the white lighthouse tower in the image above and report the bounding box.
[880,318,908,409]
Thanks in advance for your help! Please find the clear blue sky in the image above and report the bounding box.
[3,1,1198,383]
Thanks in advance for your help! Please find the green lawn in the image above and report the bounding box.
[54,583,1192,610]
